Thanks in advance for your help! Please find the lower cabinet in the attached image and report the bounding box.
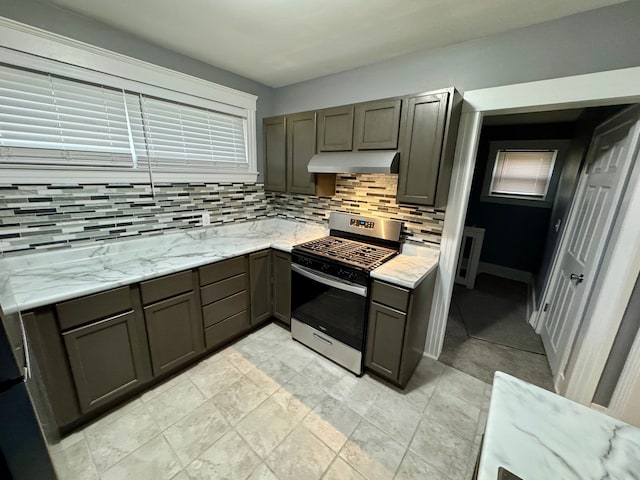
[63,310,151,413]
[23,249,293,433]
[199,256,250,350]
[249,250,272,325]
[365,302,407,381]
[272,250,291,325]
[365,271,437,388]
[144,291,203,376]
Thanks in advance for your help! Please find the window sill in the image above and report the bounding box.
[0,167,258,185]
[480,194,552,208]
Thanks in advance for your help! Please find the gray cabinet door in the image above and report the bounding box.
[249,250,272,325]
[264,116,287,192]
[317,105,354,152]
[365,302,406,382]
[272,250,291,325]
[144,291,204,376]
[354,99,402,150]
[63,311,150,413]
[286,111,316,194]
[397,92,448,206]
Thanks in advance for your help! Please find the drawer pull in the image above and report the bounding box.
[313,333,333,346]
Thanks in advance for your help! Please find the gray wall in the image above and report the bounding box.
[0,0,275,178]
[272,1,640,114]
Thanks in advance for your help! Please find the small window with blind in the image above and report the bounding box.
[481,140,568,207]
[0,62,252,182]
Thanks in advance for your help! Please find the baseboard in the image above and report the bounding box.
[422,352,438,361]
[477,262,534,285]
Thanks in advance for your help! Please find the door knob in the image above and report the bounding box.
[570,273,584,283]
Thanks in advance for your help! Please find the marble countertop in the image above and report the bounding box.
[371,244,439,289]
[479,372,640,480]
[0,218,439,314]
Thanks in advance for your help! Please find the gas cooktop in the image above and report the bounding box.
[294,235,398,270]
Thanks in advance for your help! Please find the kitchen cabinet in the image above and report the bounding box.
[63,309,151,413]
[366,302,406,380]
[56,286,152,414]
[287,111,317,195]
[249,250,272,325]
[397,88,462,207]
[354,98,402,150]
[199,256,250,350]
[316,105,354,152]
[141,271,204,376]
[264,115,287,192]
[365,270,436,387]
[272,250,291,325]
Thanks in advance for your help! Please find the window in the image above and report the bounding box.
[0,64,248,179]
[489,150,557,197]
[0,37,257,184]
[482,140,569,207]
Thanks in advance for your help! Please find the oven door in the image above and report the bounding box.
[291,263,367,351]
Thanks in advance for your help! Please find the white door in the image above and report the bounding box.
[541,105,640,376]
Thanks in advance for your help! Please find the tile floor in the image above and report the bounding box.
[49,323,491,480]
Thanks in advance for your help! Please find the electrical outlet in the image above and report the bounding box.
[202,211,210,226]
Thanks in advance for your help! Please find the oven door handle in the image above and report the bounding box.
[291,264,367,297]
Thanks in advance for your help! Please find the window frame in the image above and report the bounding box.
[481,139,570,208]
[0,19,258,184]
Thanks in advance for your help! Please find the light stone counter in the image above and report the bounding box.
[371,244,439,289]
[0,218,441,313]
[0,218,326,314]
[479,372,640,480]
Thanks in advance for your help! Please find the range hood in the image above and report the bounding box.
[307,151,399,174]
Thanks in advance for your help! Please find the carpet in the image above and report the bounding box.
[453,273,546,355]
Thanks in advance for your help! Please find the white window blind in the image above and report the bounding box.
[0,65,142,168]
[140,96,247,170]
[0,64,248,173]
[490,150,557,198]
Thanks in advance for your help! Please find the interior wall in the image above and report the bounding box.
[0,0,275,179]
[465,123,575,274]
[272,1,640,115]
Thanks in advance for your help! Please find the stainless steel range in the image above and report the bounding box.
[290,212,402,375]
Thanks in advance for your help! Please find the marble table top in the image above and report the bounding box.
[479,372,640,480]
[0,218,439,314]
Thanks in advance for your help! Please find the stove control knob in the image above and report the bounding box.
[321,264,330,273]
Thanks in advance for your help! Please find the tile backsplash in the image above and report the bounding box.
[0,174,444,255]
[0,183,269,254]
[269,174,445,246]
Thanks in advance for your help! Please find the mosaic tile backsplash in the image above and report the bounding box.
[0,183,270,254]
[269,174,445,247]
[0,174,444,255]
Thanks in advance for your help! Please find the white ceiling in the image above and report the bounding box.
[46,0,625,88]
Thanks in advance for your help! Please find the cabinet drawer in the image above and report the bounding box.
[199,256,246,286]
[202,291,247,328]
[140,270,193,306]
[56,287,132,331]
[200,273,246,306]
[204,310,249,351]
[371,281,410,312]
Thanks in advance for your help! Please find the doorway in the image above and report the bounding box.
[440,106,627,389]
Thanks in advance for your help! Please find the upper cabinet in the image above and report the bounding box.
[263,116,287,192]
[286,111,317,195]
[317,105,354,152]
[397,88,462,207]
[354,98,402,150]
[263,87,460,207]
